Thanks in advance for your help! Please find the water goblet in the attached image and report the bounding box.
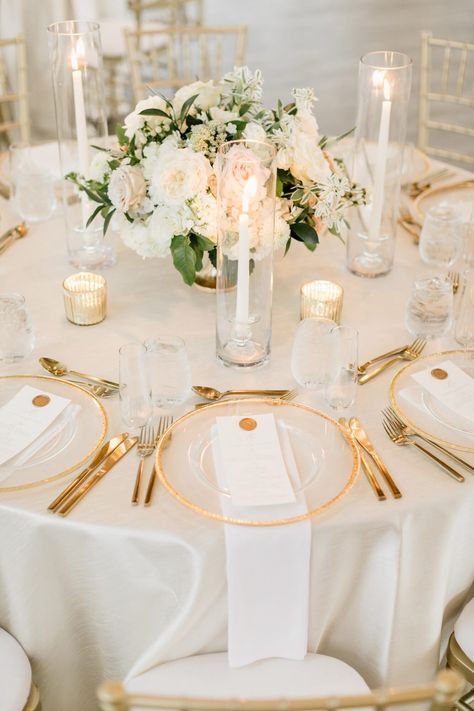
[454,269,474,361]
[405,274,453,340]
[325,326,359,410]
[144,336,191,408]
[290,318,335,390]
[0,293,35,364]
[119,343,152,429]
[419,204,461,269]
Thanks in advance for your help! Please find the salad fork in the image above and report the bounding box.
[358,338,426,384]
[131,423,155,505]
[381,415,464,482]
[143,415,174,506]
[382,406,474,473]
[279,388,298,402]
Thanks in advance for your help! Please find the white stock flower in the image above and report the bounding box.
[189,192,218,243]
[108,165,147,213]
[173,80,221,114]
[209,106,238,123]
[88,151,111,182]
[289,112,329,185]
[124,95,171,139]
[148,146,212,205]
[243,122,267,142]
[292,87,317,112]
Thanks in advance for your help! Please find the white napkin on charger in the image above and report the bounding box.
[212,418,311,668]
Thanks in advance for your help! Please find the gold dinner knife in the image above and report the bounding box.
[339,418,386,501]
[349,417,402,499]
[58,436,138,516]
[48,433,129,512]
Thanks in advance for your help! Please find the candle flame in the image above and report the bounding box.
[242,175,257,213]
[372,70,385,88]
[71,37,85,71]
[383,79,391,101]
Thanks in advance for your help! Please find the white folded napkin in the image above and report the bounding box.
[212,416,311,668]
[10,404,80,469]
[0,386,77,478]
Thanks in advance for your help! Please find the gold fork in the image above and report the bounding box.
[448,271,460,294]
[381,415,464,482]
[358,337,425,375]
[279,388,298,402]
[382,406,474,474]
[143,415,174,506]
[131,423,155,505]
[358,338,427,385]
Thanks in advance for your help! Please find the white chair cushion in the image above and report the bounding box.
[0,628,32,711]
[127,653,370,699]
[454,596,474,662]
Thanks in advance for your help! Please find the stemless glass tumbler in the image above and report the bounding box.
[325,326,359,410]
[455,269,474,350]
[419,205,461,268]
[0,294,35,364]
[348,51,412,277]
[119,343,152,429]
[144,336,191,408]
[290,318,336,389]
[405,275,453,339]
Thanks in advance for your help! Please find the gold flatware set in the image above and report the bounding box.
[131,416,174,505]
[0,223,28,254]
[39,357,119,396]
[358,338,427,384]
[402,168,454,199]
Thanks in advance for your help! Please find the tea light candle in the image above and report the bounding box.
[63,272,107,325]
[300,280,344,324]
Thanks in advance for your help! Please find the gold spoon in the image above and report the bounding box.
[192,385,290,401]
[39,357,119,389]
[0,223,28,254]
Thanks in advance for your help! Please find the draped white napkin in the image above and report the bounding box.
[212,419,311,668]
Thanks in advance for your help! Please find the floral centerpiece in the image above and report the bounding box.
[68,67,368,285]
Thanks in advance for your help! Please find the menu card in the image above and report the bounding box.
[412,359,474,424]
[215,413,296,507]
[0,386,71,465]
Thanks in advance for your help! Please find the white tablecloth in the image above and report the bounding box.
[0,167,473,711]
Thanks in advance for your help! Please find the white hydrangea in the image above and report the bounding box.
[88,150,112,182]
[189,192,218,243]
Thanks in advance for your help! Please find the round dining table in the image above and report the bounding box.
[0,159,473,711]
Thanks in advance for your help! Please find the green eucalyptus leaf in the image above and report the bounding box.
[103,208,116,236]
[139,108,171,119]
[86,204,103,228]
[208,247,217,269]
[291,222,319,252]
[284,237,292,256]
[179,93,200,122]
[116,124,128,145]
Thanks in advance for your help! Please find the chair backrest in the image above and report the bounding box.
[125,25,247,103]
[128,0,204,30]
[97,669,464,711]
[0,35,30,148]
[418,31,474,166]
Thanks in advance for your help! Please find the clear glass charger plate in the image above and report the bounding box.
[155,398,359,526]
[390,350,474,453]
[414,179,474,221]
[0,375,108,491]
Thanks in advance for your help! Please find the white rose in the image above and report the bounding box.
[173,80,221,114]
[289,114,330,185]
[124,95,171,139]
[108,165,147,213]
[149,146,211,205]
[210,106,238,123]
[218,144,270,209]
[243,122,267,142]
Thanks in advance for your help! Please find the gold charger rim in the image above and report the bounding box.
[389,349,474,453]
[0,374,108,492]
[155,398,360,527]
[409,147,431,185]
[413,179,474,221]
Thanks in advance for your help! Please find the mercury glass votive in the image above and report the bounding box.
[300,280,344,324]
[63,272,107,325]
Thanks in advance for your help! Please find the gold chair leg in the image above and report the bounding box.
[23,682,41,711]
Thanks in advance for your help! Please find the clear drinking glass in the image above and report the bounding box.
[144,336,191,407]
[290,318,335,389]
[419,205,462,268]
[405,275,453,339]
[454,269,474,350]
[119,343,152,429]
[325,326,359,410]
[9,143,56,222]
[0,294,35,364]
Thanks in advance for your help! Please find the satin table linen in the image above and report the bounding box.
[0,164,473,711]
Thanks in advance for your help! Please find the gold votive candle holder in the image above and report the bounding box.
[300,280,344,324]
[63,272,107,326]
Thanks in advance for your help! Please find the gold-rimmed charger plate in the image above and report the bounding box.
[390,350,474,453]
[414,180,474,222]
[0,375,108,492]
[402,147,431,185]
[155,398,359,526]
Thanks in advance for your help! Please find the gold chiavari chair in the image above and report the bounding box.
[0,35,30,150]
[129,0,204,31]
[447,597,474,710]
[418,32,474,167]
[97,663,464,711]
[125,25,247,103]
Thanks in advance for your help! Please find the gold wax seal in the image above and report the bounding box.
[32,395,51,407]
[431,368,448,380]
[239,417,257,431]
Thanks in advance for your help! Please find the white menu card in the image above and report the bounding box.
[0,386,71,465]
[412,359,474,424]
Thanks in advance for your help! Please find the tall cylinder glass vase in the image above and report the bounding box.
[48,21,115,270]
[347,51,412,277]
[215,140,277,369]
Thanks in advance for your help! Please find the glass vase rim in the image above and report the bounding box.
[218,138,277,160]
[360,50,413,70]
[0,292,26,306]
[47,20,100,36]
